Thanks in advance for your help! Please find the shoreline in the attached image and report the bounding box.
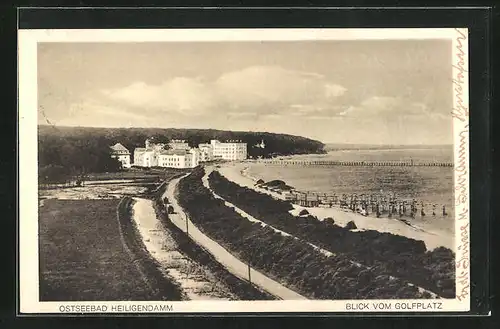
[217,162,453,251]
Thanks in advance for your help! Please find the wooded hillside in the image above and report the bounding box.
[38,125,325,182]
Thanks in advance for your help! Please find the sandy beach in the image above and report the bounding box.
[216,162,453,251]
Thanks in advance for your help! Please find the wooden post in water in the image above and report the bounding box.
[248,263,252,285]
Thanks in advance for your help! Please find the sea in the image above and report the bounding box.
[245,146,455,235]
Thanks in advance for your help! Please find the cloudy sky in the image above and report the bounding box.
[38,40,452,144]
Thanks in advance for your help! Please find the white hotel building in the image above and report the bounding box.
[168,139,190,150]
[109,143,131,168]
[133,138,247,168]
[208,139,247,161]
[158,149,199,168]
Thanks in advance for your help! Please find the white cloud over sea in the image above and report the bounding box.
[38,41,453,144]
[100,65,348,118]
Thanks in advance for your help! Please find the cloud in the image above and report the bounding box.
[308,115,338,120]
[99,65,347,118]
[96,66,448,124]
[52,100,151,127]
[226,111,256,118]
[214,66,346,112]
[324,83,348,98]
[102,77,217,116]
[261,114,283,119]
[338,96,443,119]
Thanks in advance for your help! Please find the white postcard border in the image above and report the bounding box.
[18,28,470,314]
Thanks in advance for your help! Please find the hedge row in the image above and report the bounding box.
[208,171,455,298]
[152,194,275,301]
[177,167,430,300]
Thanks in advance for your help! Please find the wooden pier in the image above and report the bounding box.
[282,190,452,219]
[253,159,453,167]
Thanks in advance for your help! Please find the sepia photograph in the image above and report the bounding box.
[18,28,470,313]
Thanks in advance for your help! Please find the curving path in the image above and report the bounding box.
[202,168,334,258]
[163,174,307,300]
[205,166,440,299]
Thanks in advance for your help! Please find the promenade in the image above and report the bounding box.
[163,175,308,300]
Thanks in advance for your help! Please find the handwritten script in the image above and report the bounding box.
[453,28,470,303]
[451,28,469,122]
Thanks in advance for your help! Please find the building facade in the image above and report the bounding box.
[134,138,200,169]
[110,143,131,168]
[169,139,190,150]
[210,139,247,161]
[158,149,199,168]
[133,148,156,167]
[133,137,247,168]
[198,143,214,162]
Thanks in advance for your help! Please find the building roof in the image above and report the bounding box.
[210,139,246,144]
[134,148,154,153]
[110,143,130,154]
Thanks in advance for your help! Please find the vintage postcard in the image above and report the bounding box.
[18,28,470,314]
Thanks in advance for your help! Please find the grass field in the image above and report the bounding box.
[39,199,165,301]
[84,168,190,181]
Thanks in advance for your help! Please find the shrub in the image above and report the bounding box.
[299,209,310,216]
[324,217,335,225]
[263,180,287,187]
[345,221,358,230]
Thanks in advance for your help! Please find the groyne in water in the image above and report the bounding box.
[251,159,453,167]
[236,166,452,220]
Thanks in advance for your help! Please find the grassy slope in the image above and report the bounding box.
[39,199,162,301]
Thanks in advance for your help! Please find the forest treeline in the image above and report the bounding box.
[38,125,325,183]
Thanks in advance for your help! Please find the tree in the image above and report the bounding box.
[150,134,171,145]
[39,164,69,184]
